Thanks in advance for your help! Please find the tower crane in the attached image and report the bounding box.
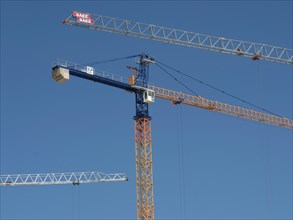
[52,56,292,219]
[55,11,293,220]
[56,10,293,220]
[62,11,293,65]
[0,171,128,187]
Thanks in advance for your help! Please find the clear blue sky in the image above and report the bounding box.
[1,1,292,219]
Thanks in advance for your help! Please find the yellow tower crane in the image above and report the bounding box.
[54,10,293,220]
[52,62,292,220]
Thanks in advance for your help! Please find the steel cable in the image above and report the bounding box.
[156,60,282,117]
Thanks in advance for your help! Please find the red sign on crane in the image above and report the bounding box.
[72,11,94,24]
[72,11,91,19]
[76,17,94,24]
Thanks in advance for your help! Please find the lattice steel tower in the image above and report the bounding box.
[134,54,155,220]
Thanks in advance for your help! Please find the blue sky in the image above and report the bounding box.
[1,1,292,219]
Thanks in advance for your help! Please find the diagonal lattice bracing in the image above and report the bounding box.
[135,118,154,220]
[0,171,128,186]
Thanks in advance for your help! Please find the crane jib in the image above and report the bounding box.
[63,12,293,65]
[0,171,128,186]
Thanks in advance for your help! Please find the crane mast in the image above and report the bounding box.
[63,11,293,65]
[0,171,128,187]
[134,54,155,219]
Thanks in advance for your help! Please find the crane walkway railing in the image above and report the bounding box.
[54,59,130,85]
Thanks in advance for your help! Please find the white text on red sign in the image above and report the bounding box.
[72,11,91,19]
[76,17,94,24]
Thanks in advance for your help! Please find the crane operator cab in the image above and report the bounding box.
[143,89,155,103]
[128,75,155,103]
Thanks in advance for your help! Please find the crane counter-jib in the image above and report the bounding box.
[52,63,293,130]
[52,65,138,93]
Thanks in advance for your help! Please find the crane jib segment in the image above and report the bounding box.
[148,85,293,130]
[52,61,293,130]
[0,171,128,186]
[63,11,293,65]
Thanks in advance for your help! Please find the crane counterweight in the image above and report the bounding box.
[52,67,69,83]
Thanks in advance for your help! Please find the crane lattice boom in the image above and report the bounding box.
[0,171,128,186]
[63,11,293,65]
[148,85,293,129]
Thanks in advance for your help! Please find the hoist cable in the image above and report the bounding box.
[155,63,199,96]
[156,60,282,117]
[177,106,186,218]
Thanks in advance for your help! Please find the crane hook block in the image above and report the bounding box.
[52,67,70,83]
